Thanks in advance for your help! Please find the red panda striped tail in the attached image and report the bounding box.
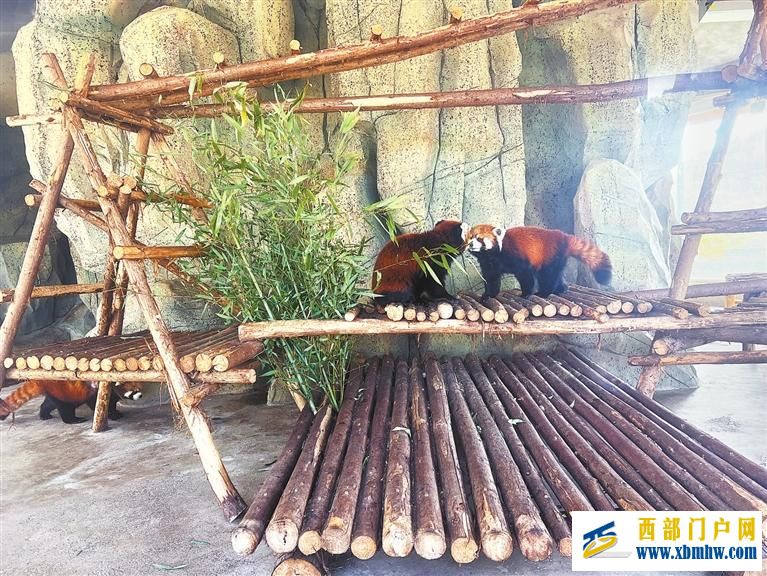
[566,236,612,285]
[0,381,45,420]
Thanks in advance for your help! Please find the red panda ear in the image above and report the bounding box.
[493,227,505,244]
[460,222,469,241]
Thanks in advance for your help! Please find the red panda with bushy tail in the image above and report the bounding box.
[372,220,469,303]
[0,380,142,424]
[465,225,612,298]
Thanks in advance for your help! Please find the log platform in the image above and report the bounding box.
[235,351,767,566]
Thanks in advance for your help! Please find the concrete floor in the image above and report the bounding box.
[1,355,765,576]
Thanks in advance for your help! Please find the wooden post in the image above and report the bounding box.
[233,406,316,555]
[271,551,323,576]
[381,360,414,558]
[350,356,395,559]
[57,56,244,517]
[409,359,446,560]
[423,355,477,564]
[298,358,364,555]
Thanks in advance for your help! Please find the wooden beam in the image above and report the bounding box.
[112,245,204,260]
[6,367,257,384]
[622,278,767,300]
[671,219,767,235]
[630,350,767,366]
[86,0,649,109]
[237,310,767,340]
[57,90,174,134]
[681,206,767,224]
[0,283,103,303]
[155,71,741,118]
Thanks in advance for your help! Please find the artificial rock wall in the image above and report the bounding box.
[5,0,699,389]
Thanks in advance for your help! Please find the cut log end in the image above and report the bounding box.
[481,532,514,562]
[436,301,453,319]
[370,24,383,41]
[231,527,259,556]
[385,303,404,322]
[350,535,377,560]
[382,526,414,558]
[289,40,301,55]
[450,536,479,564]
[138,63,158,79]
[518,527,554,561]
[542,303,557,317]
[212,51,226,66]
[449,6,464,23]
[272,556,321,576]
[321,523,351,555]
[297,531,323,556]
[559,537,573,557]
[621,301,635,314]
[265,521,300,554]
[414,531,446,560]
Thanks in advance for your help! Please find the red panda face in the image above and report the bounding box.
[433,220,470,249]
[466,224,505,252]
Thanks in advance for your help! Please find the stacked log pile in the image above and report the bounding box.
[3,326,264,389]
[345,286,709,325]
[233,352,767,574]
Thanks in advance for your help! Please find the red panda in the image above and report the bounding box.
[465,224,612,298]
[0,380,143,424]
[372,220,469,303]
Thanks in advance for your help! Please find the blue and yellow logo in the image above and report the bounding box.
[584,521,618,559]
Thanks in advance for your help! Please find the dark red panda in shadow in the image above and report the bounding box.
[371,220,469,303]
[465,224,612,298]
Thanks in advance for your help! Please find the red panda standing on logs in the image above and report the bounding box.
[0,380,143,424]
[372,220,469,303]
[465,224,612,298]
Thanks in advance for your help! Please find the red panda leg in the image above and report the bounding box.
[39,396,56,420]
[376,289,416,304]
[515,267,536,297]
[538,262,567,297]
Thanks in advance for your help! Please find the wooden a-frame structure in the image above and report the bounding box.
[1,0,765,525]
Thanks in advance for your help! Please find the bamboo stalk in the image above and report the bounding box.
[468,357,578,556]
[266,405,335,553]
[321,358,380,554]
[233,406,317,555]
[423,355,477,564]
[350,356,395,559]
[630,350,767,366]
[298,358,364,555]
[86,0,649,107]
[381,360,414,558]
[112,244,204,260]
[493,357,658,511]
[441,358,513,561]
[516,354,703,511]
[409,359,446,560]
[453,358,553,561]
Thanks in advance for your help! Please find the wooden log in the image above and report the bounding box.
[441,358,513,561]
[321,358,380,554]
[179,330,237,373]
[656,326,767,348]
[385,303,404,322]
[547,353,758,511]
[112,244,204,260]
[491,356,657,511]
[139,63,159,79]
[344,306,361,322]
[436,300,454,320]
[415,305,427,322]
[483,298,509,323]
[6,112,62,127]
[25,191,102,212]
[566,285,623,314]
[454,296,480,321]
[451,301,466,320]
[494,293,530,323]
[535,354,727,510]
[671,219,767,235]
[467,357,576,556]
[409,359,446,560]
[516,354,704,511]
[63,87,245,518]
[459,294,494,322]
[271,551,322,576]
[58,90,173,134]
[425,303,440,322]
[181,367,260,405]
[403,305,417,321]
[630,350,767,366]
[658,297,710,317]
[502,293,542,316]
[563,290,609,314]
[350,356,395,560]
[213,341,265,372]
[560,348,767,500]
[0,283,103,304]
[681,206,767,225]
[525,295,556,317]
[670,103,741,299]
[370,24,383,42]
[237,309,767,340]
[298,359,364,555]
[87,0,648,108]
[266,406,335,553]
[546,294,572,316]
[423,355,477,564]
[233,406,317,555]
[452,357,553,561]
[381,360,414,558]
[625,278,767,301]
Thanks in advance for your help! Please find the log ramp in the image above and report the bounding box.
[234,350,767,573]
